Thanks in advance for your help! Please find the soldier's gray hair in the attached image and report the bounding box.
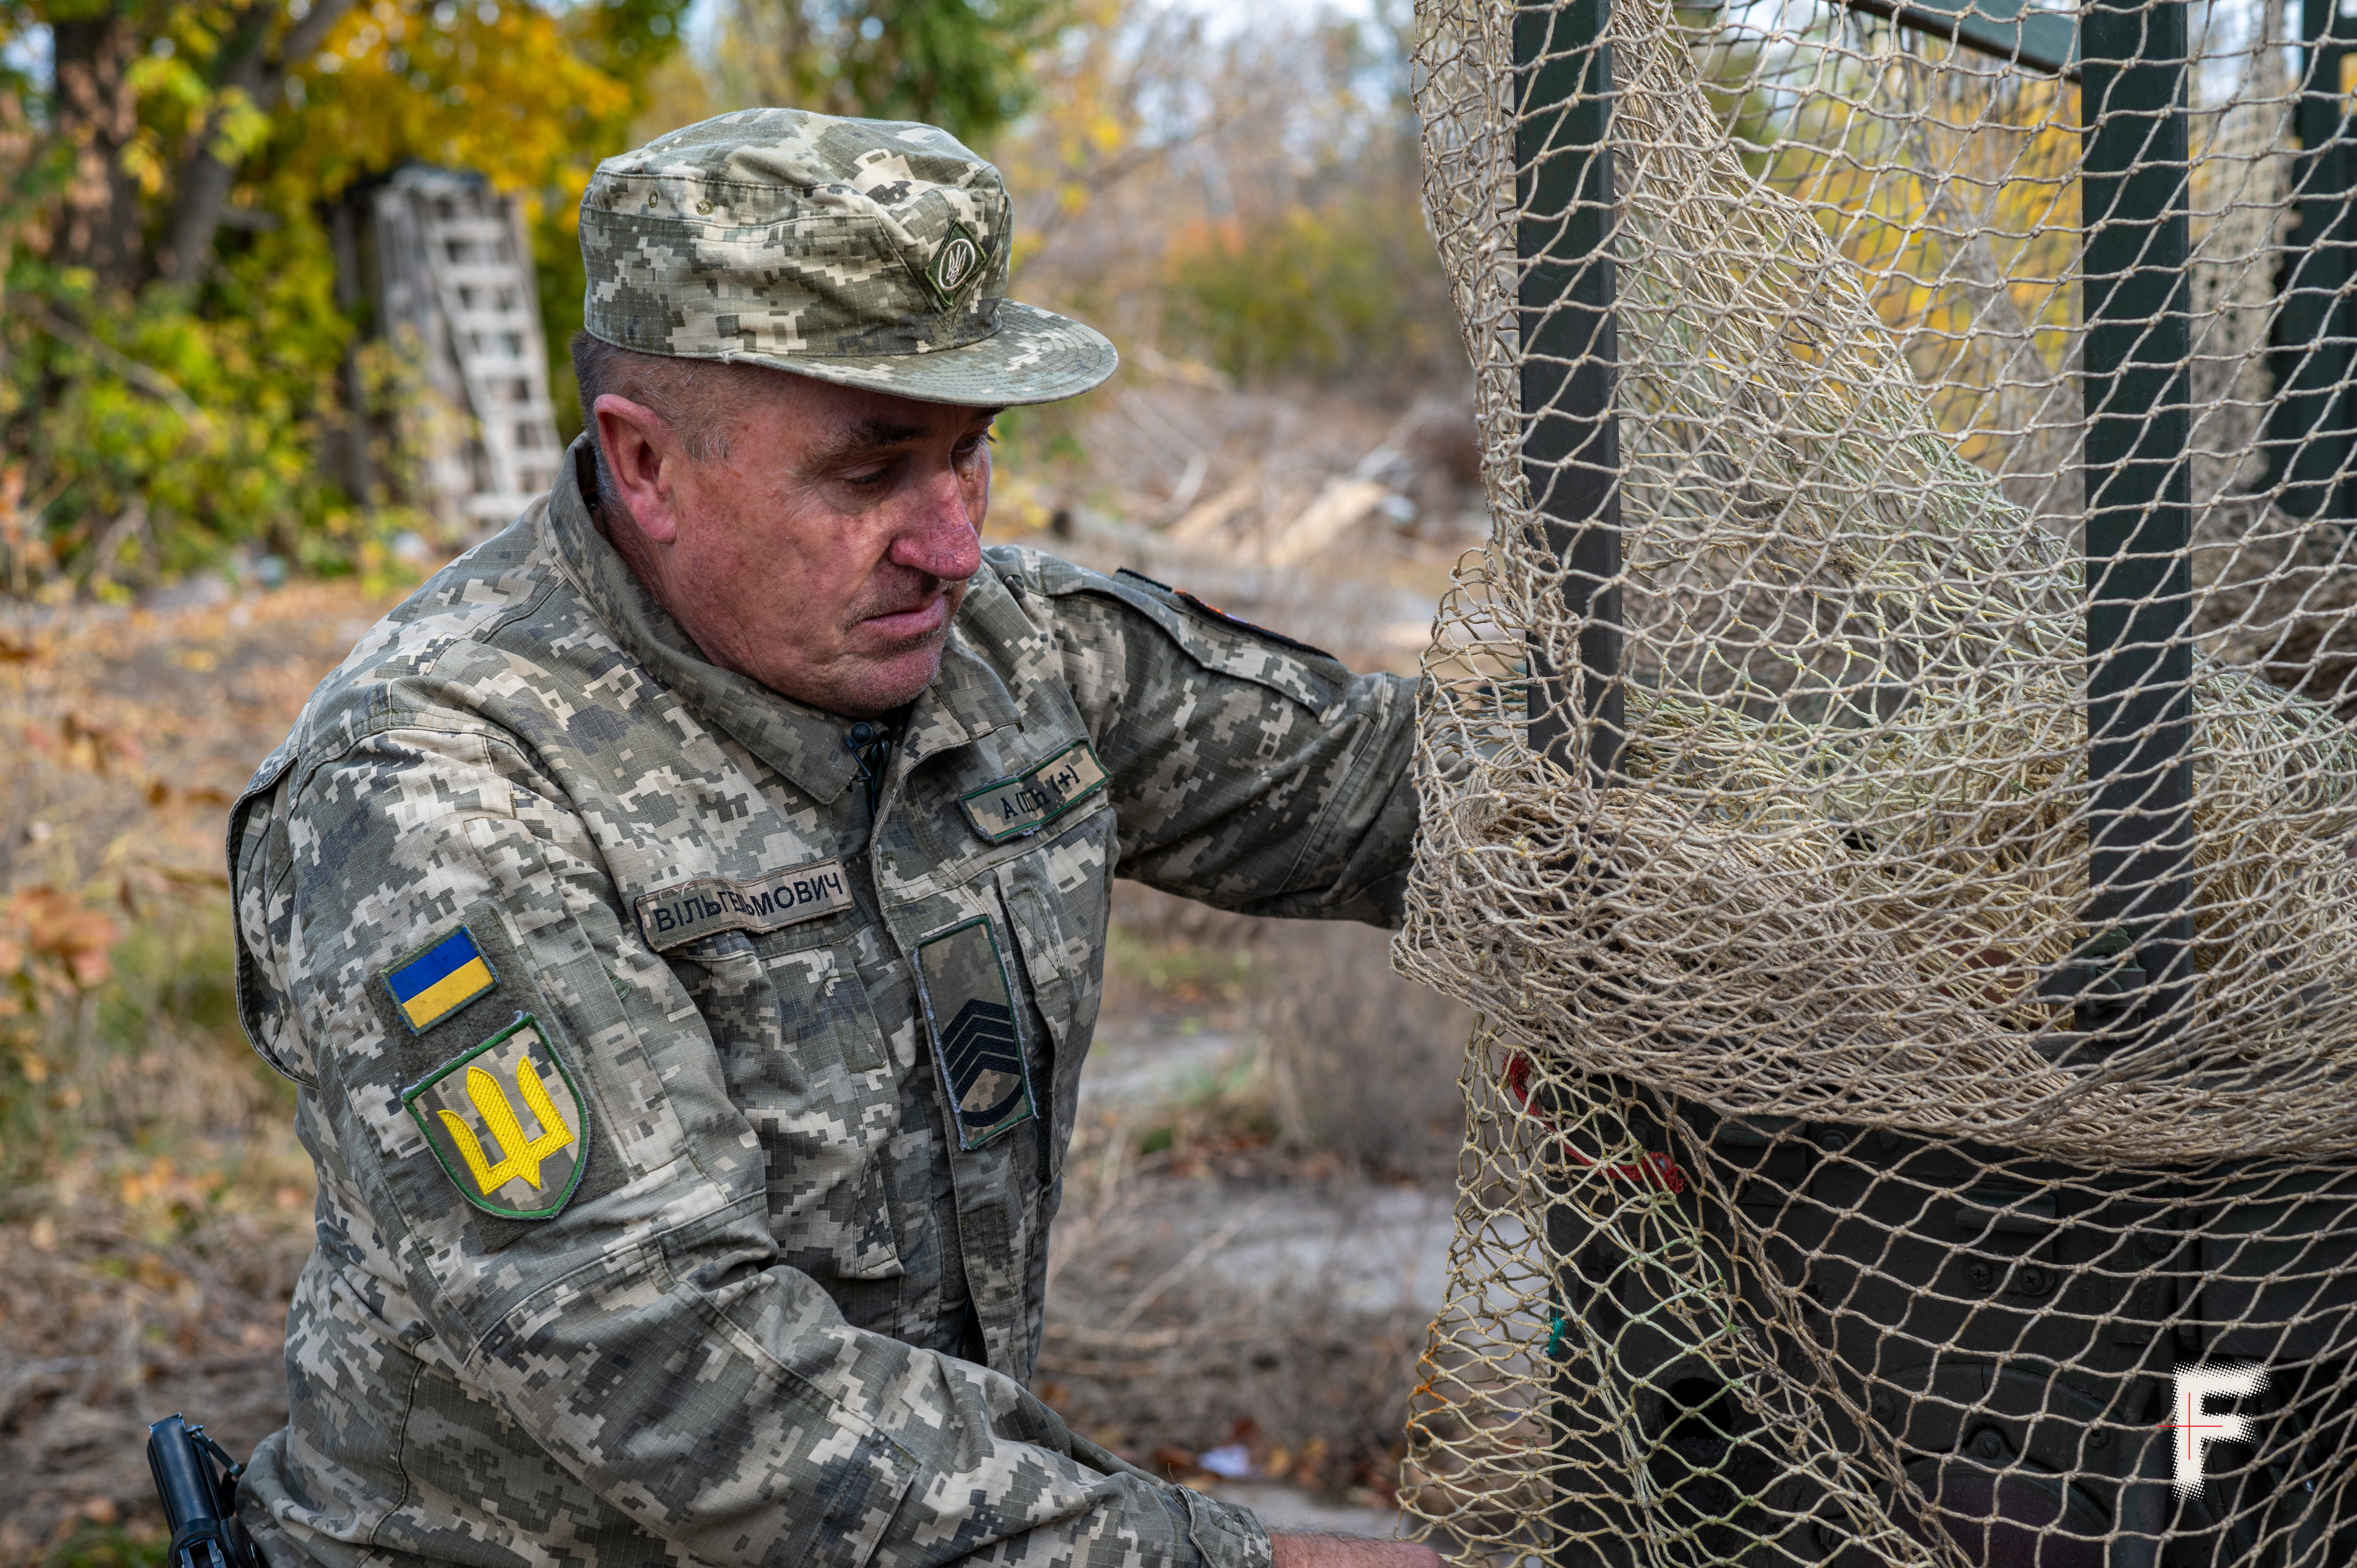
[570,332,776,509]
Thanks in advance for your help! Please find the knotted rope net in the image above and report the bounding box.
[1394,0,2357,1558]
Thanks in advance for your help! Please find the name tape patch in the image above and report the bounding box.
[959,740,1109,845]
[634,859,854,951]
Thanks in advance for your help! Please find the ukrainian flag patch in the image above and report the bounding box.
[383,925,498,1034]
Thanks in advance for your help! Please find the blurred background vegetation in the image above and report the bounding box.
[0,0,1452,599]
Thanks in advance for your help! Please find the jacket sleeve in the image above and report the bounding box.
[239,721,1271,1568]
[1031,565,1421,926]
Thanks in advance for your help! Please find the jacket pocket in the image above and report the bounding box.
[670,926,903,1281]
[991,812,1114,1180]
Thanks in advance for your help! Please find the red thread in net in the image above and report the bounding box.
[1504,1052,1687,1193]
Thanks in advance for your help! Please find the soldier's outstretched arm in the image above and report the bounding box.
[231,726,1271,1568]
[1015,556,1421,928]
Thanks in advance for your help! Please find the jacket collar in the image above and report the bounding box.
[901,585,1024,767]
[543,437,1016,803]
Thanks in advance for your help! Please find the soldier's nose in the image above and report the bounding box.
[889,475,983,582]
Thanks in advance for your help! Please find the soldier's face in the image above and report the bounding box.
[596,375,994,718]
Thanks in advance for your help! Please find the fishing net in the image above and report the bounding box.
[1394,0,2357,1557]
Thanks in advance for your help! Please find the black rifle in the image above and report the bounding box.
[145,1414,264,1568]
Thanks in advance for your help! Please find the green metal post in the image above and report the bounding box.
[1517,2,1629,1559]
[1519,0,1623,783]
[2078,0,2196,1038]
[2265,0,2357,520]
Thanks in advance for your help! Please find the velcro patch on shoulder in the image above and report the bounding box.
[1113,569,1335,657]
[634,858,853,951]
[382,924,499,1034]
[1069,567,1344,711]
[1173,588,1338,662]
[959,740,1108,844]
[401,1014,589,1221]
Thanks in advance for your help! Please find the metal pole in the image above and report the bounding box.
[1519,0,1624,783]
[1516,1,1628,1558]
[2265,0,2357,521]
[2078,0,2196,1038]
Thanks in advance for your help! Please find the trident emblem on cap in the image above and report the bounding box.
[929,222,985,307]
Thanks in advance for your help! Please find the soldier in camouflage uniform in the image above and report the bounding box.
[227,111,1434,1568]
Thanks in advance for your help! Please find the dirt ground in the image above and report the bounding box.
[0,432,1474,1564]
[0,579,383,1566]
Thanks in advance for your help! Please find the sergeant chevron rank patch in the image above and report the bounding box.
[959,740,1108,844]
[913,916,1036,1149]
[401,1014,589,1220]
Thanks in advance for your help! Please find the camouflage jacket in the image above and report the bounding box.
[225,451,1420,1568]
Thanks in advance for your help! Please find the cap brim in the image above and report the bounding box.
[709,300,1117,408]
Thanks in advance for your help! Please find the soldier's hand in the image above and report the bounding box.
[1268,1533,1443,1568]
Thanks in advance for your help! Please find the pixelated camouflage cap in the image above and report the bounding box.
[579,108,1116,406]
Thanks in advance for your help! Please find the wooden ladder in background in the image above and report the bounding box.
[373,168,563,535]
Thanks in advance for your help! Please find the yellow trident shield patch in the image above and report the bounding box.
[401,1015,589,1220]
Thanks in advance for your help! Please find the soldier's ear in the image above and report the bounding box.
[593,394,684,545]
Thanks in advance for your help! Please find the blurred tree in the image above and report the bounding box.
[1160,191,1455,392]
[0,0,685,593]
[1033,5,1460,399]
[711,0,1068,145]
